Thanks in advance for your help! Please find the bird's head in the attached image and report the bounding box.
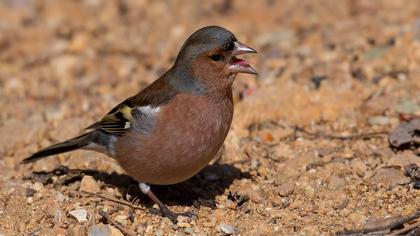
[172,26,257,93]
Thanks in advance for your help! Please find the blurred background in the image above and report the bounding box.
[0,0,419,235]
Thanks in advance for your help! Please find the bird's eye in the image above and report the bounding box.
[210,54,224,62]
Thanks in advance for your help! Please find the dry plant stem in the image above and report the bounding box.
[99,209,136,236]
[82,191,145,210]
[387,221,420,236]
[337,210,420,235]
[293,126,389,140]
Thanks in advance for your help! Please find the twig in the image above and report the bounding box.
[99,209,136,236]
[387,220,420,235]
[306,157,356,171]
[293,126,388,140]
[337,210,420,235]
[82,191,145,210]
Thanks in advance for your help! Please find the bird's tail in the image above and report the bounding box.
[21,132,93,164]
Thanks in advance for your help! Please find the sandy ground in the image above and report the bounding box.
[0,0,419,235]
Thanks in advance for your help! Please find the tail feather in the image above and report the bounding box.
[21,133,92,164]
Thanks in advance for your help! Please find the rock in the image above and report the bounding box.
[68,224,87,236]
[177,221,191,228]
[368,116,389,126]
[69,209,88,223]
[216,223,239,235]
[395,100,419,114]
[365,46,389,60]
[369,167,410,188]
[114,214,128,225]
[328,174,346,189]
[26,188,36,197]
[387,151,420,167]
[54,191,67,202]
[250,159,260,170]
[80,175,100,194]
[32,182,44,192]
[154,229,164,236]
[88,224,123,236]
[389,118,420,149]
[184,227,194,234]
[277,181,295,197]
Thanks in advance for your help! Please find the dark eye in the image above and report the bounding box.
[210,54,224,62]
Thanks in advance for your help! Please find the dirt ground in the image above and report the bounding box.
[0,0,419,235]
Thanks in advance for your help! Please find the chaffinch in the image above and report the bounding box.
[22,25,257,222]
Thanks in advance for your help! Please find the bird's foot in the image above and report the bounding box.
[150,207,197,223]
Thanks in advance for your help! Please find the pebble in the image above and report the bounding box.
[80,175,100,194]
[27,197,33,204]
[250,159,260,170]
[69,209,88,223]
[369,168,410,188]
[26,188,36,197]
[114,214,128,225]
[54,209,62,224]
[396,100,419,114]
[368,116,389,126]
[184,227,194,234]
[55,191,67,202]
[216,223,239,235]
[88,223,123,236]
[177,221,191,228]
[32,182,44,192]
[155,229,164,236]
[277,182,295,197]
[177,215,189,223]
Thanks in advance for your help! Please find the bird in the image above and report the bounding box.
[22,25,257,222]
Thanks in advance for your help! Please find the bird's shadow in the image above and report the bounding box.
[25,162,251,209]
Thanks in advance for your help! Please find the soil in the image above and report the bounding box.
[0,0,419,235]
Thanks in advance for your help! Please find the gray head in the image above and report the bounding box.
[170,26,257,93]
[176,26,237,61]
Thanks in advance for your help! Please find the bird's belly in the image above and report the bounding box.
[115,96,233,185]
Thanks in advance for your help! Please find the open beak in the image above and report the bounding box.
[229,41,257,75]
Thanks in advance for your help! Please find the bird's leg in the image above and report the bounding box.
[138,183,196,223]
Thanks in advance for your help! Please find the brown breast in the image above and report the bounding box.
[115,91,233,185]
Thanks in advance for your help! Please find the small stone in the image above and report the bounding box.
[177,215,189,223]
[80,175,100,194]
[277,182,295,197]
[203,221,214,227]
[155,229,164,236]
[369,168,410,188]
[177,221,191,228]
[69,209,88,223]
[32,182,44,192]
[54,209,63,224]
[108,226,124,236]
[27,197,33,204]
[328,174,346,189]
[368,116,389,126]
[88,223,123,236]
[184,227,194,234]
[26,188,36,197]
[114,214,128,224]
[396,100,419,114]
[250,159,260,170]
[55,191,67,202]
[217,223,239,235]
